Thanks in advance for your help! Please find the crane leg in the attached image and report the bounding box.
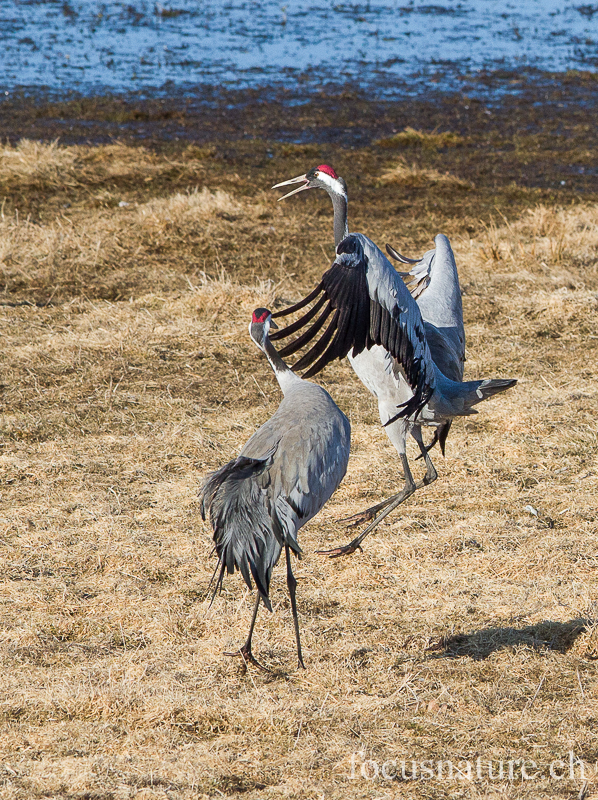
[339,427,438,529]
[411,427,438,487]
[337,493,399,527]
[224,593,270,672]
[317,453,417,558]
[285,544,305,669]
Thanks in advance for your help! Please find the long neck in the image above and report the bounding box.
[262,336,302,395]
[330,191,349,247]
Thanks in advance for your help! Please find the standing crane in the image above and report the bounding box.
[273,164,465,486]
[267,231,516,557]
[200,308,351,670]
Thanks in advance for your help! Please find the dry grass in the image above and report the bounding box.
[1,139,598,800]
[474,204,598,271]
[375,127,465,150]
[379,159,473,190]
[0,140,211,191]
[0,141,267,300]
[0,139,79,186]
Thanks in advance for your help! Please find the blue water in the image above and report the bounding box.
[1,0,597,98]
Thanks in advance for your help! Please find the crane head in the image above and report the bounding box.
[249,307,278,347]
[272,165,347,200]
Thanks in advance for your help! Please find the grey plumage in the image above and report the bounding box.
[200,307,350,668]
[273,233,513,426]
[274,165,467,457]
[387,232,464,456]
[270,176,517,555]
[201,450,285,611]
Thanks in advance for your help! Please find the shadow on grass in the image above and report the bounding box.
[426,618,592,660]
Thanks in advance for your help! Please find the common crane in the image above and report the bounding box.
[268,232,516,557]
[273,164,465,475]
[200,308,351,669]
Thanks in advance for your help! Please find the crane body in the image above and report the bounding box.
[201,308,350,668]
[268,222,516,555]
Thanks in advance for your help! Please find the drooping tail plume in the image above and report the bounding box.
[200,453,282,610]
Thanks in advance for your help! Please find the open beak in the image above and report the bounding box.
[272,173,311,200]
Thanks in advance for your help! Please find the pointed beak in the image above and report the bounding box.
[272,173,311,200]
[269,318,279,329]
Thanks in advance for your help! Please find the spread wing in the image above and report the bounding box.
[389,234,465,377]
[271,233,435,420]
[386,242,431,299]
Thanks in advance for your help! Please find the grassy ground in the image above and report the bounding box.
[1,118,598,800]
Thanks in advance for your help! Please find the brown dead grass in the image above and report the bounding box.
[0,139,210,191]
[379,159,473,190]
[474,204,598,270]
[1,139,598,800]
[0,139,79,186]
[375,127,465,150]
[0,147,267,300]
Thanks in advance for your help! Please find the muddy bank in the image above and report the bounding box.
[2,71,598,153]
[2,71,598,197]
[1,69,597,307]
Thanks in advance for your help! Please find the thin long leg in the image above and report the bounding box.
[224,592,269,672]
[411,426,438,487]
[317,453,417,558]
[285,544,305,669]
[339,426,438,529]
[338,493,398,527]
[415,420,451,460]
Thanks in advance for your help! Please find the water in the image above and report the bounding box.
[1,0,597,100]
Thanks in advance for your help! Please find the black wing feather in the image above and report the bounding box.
[303,320,350,378]
[269,288,325,342]
[371,301,433,423]
[293,309,340,372]
[278,302,334,358]
[271,234,433,419]
[269,293,327,340]
[270,282,323,322]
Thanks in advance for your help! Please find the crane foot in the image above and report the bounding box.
[315,542,363,559]
[338,496,398,527]
[223,644,270,673]
[337,509,377,527]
